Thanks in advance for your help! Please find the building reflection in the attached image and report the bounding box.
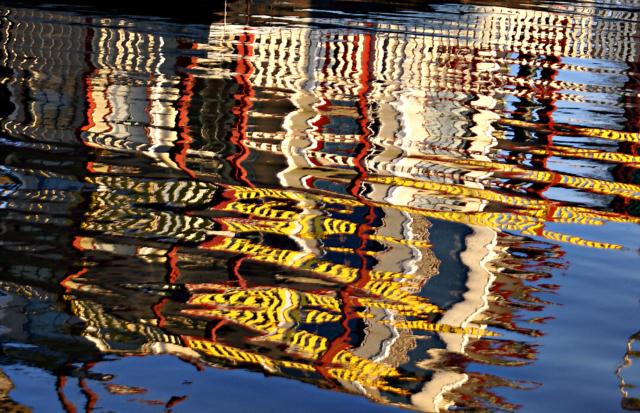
[0,1,638,412]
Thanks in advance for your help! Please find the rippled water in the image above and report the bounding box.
[0,1,639,412]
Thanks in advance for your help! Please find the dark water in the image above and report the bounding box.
[0,1,639,412]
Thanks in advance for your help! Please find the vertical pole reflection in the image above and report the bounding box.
[174,40,199,179]
[227,30,255,187]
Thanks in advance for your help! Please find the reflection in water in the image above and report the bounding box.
[618,331,640,411]
[0,1,639,411]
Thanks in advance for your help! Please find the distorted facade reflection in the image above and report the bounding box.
[0,1,639,412]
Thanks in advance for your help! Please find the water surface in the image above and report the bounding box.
[0,1,639,412]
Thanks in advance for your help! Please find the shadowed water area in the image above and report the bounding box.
[0,1,639,411]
